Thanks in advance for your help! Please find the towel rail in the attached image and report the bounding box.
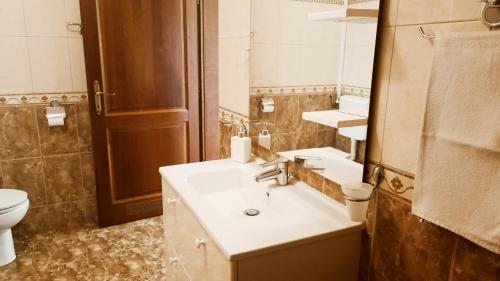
[419,0,499,39]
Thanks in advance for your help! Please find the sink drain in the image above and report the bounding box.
[244,209,260,216]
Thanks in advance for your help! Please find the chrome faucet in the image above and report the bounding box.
[294,155,325,171]
[254,159,289,186]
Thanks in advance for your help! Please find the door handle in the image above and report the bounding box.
[93,80,116,115]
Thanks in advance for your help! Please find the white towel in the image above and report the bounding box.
[413,31,500,254]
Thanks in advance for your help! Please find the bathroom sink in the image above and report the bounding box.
[187,168,258,195]
[160,159,364,260]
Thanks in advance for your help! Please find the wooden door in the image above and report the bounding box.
[80,0,204,226]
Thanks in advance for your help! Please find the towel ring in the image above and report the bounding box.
[481,2,500,28]
[66,22,82,35]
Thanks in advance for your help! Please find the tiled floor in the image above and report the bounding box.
[0,216,168,281]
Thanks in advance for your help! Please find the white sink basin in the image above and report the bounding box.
[160,159,364,260]
[279,147,364,186]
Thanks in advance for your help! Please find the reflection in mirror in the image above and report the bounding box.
[218,0,380,187]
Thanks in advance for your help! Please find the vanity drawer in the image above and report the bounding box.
[163,181,232,281]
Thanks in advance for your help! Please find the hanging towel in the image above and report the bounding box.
[413,31,500,254]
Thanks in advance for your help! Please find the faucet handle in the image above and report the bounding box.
[294,155,322,164]
[259,158,287,168]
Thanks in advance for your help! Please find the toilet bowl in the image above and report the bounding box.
[0,189,29,267]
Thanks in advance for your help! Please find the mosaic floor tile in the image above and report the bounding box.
[0,216,167,281]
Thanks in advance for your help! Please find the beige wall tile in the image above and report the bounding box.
[28,37,73,93]
[396,0,483,26]
[381,24,433,174]
[381,22,489,174]
[0,0,26,36]
[23,0,67,37]
[68,38,88,92]
[380,0,399,27]
[367,27,394,163]
[0,37,32,94]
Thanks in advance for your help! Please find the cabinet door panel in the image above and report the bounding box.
[163,181,232,281]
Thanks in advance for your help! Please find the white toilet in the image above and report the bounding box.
[0,189,29,267]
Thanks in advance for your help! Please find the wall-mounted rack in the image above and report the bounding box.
[419,1,499,39]
[66,22,82,35]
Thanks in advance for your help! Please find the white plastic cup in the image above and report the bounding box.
[341,182,373,222]
[345,199,370,222]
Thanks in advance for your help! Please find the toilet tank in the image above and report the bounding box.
[338,95,370,141]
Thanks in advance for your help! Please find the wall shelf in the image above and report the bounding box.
[302,110,367,129]
[308,8,378,23]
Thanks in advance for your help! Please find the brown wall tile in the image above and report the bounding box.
[2,158,46,207]
[1,101,97,242]
[296,131,317,150]
[297,94,319,132]
[13,206,50,239]
[274,95,299,134]
[370,191,456,281]
[81,153,96,198]
[322,179,345,205]
[76,102,92,152]
[316,129,335,148]
[249,95,275,123]
[272,133,299,152]
[0,106,40,159]
[218,121,233,159]
[36,104,79,156]
[48,201,86,233]
[85,198,99,226]
[43,154,84,204]
[451,237,500,281]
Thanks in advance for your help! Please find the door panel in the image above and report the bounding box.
[80,0,202,226]
[108,124,188,201]
[99,0,185,110]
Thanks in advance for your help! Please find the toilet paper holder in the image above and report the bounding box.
[261,97,275,113]
[46,100,66,127]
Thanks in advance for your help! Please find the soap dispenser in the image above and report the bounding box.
[258,122,271,150]
[231,124,251,163]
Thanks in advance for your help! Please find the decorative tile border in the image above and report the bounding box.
[0,92,88,106]
[291,0,377,5]
[249,84,371,98]
[365,161,415,201]
[341,85,371,97]
[292,0,345,4]
[219,107,250,131]
[249,85,337,96]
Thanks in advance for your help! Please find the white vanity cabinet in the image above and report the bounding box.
[163,182,234,281]
[162,174,362,281]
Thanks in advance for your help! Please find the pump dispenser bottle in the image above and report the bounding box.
[231,124,251,163]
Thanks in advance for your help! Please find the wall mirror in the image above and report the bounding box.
[218,0,380,186]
